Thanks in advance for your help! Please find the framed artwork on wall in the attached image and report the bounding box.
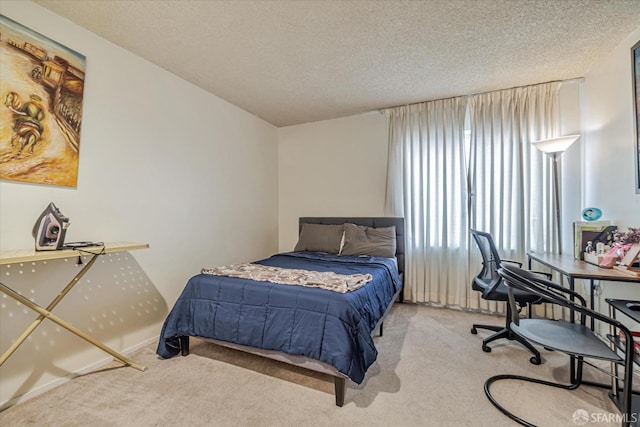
[0,14,86,187]
[633,40,640,195]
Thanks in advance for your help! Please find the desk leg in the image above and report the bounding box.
[0,253,101,366]
[589,279,595,331]
[566,275,576,383]
[567,276,575,322]
[608,304,619,398]
[0,282,146,371]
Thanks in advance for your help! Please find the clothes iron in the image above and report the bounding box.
[32,202,70,251]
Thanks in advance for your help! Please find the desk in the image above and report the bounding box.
[528,252,640,391]
[527,252,640,328]
[0,242,149,371]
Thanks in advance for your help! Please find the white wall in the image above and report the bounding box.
[558,81,583,255]
[278,111,388,251]
[0,1,278,407]
[583,26,640,228]
[276,56,636,330]
[278,87,583,255]
[582,26,640,328]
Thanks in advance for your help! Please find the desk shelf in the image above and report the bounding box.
[606,298,640,368]
[607,299,640,323]
[606,298,640,426]
[606,334,640,367]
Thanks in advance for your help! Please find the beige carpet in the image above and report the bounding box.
[0,304,632,426]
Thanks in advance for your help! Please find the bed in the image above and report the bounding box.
[156,217,405,406]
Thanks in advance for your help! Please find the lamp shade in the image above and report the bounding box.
[531,135,579,154]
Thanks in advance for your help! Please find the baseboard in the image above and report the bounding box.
[0,335,158,412]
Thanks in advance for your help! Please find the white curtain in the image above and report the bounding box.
[468,82,560,260]
[385,97,469,305]
[385,82,561,311]
[467,82,561,314]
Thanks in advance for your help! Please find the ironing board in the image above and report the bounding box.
[0,242,149,371]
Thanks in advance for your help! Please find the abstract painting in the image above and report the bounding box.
[0,15,85,187]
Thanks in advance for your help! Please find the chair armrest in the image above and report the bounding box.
[531,270,553,280]
[503,259,549,279]
[502,259,523,267]
[499,264,587,306]
[499,263,630,331]
[530,276,588,307]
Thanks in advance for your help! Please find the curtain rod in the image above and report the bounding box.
[378,77,585,113]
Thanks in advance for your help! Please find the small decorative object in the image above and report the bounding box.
[582,240,603,266]
[596,242,606,255]
[574,221,614,260]
[581,207,602,221]
[612,227,640,245]
[600,227,640,275]
[612,245,640,277]
[584,251,613,267]
[610,227,640,277]
[610,227,640,260]
[584,241,593,254]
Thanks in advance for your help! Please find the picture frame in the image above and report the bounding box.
[633,40,640,195]
[0,14,86,187]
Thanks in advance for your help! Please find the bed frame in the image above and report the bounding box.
[178,217,405,406]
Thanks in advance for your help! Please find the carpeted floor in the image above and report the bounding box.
[0,304,632,426]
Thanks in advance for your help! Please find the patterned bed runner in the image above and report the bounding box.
[201,263,372,293]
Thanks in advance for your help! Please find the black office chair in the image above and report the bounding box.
[486,263,635,427]
[469,229,544,364]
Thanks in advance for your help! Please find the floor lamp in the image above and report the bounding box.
[531,135,580,254]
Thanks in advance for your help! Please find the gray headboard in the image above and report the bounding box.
[298,217,405,277]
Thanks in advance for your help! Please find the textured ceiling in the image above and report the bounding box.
[33,0,640,127]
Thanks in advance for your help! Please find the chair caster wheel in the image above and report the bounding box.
[482,345,491,353]
[471,327,477,334]
[530,356,541,365]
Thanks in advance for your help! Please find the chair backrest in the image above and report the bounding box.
[470,229,503,289]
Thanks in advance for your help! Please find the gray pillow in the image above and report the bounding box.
[340,223,396,258]
[294,223,344,254]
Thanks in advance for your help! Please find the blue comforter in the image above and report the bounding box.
[156,251,401,383]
